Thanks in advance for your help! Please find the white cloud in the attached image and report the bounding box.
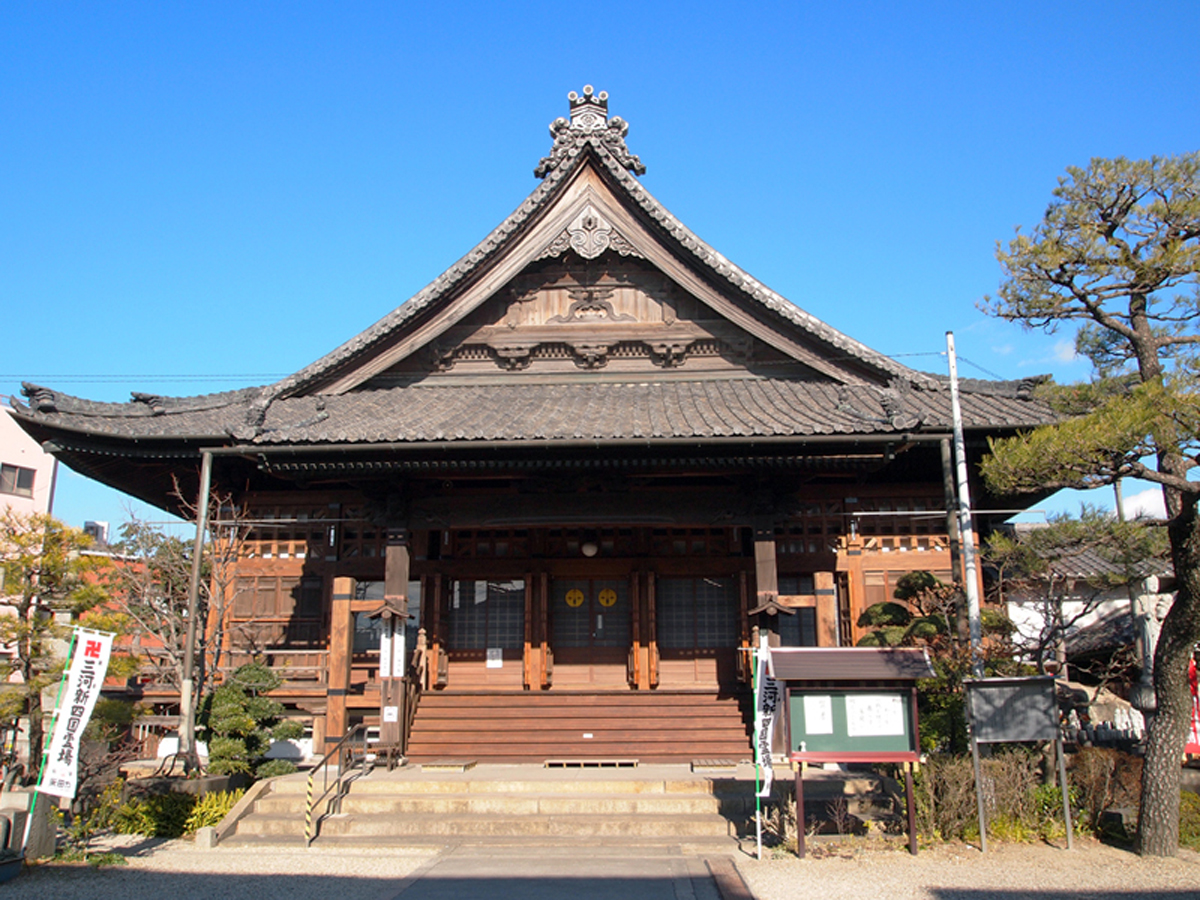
[1123,487,1166,521]
[1053,339,1078,363]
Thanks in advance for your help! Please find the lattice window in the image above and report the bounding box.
[447,579,525,650]
[450,529,531,559]
[778,608,818,647]
[353,580,422,654]
[544,528,636,558]
[241,506,331,559]
[777,501,843,555]
[778,575,815,595]
[657,577,737,649]
[338,508,384,559]
[853,496,945,537]
[650,528,732,557]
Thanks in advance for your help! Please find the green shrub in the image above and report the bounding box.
[182,788,245,834]
[915,754,979,841]
[112,791,197,838]
[1180,791,1200,851]
[113,787,250,838]
[202,662,303,779]
[206,736,252,775]
[857,602,912,628]
[916,750,1075,844]
[255,758,297,779]
[1068,747,1141,837]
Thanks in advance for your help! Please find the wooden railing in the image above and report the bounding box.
[402,629,428,755]
[218,649,329,684]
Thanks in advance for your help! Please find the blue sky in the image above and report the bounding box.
[2,1,1197,532]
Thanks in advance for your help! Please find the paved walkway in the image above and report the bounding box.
[3,841,739,900]
[6,837,1200,900]
[383,847,726,900]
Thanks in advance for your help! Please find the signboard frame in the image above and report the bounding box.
[786,686,920,761]
[964,676,1073,853]
[783,682,923,857]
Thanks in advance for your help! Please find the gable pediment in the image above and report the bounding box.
[309,160,886,394]
[374,253,791,378]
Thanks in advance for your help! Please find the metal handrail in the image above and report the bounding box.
[303,723,368,846]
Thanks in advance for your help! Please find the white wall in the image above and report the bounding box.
[0,404,57,517]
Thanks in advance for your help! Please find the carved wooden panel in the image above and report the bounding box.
[374,256,789,379]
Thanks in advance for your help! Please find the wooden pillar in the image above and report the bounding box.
[381,529,410,746]
[753,519,780,650]
[630,570,643,689]
[814,571,839,647]
[841,534,866,645]
[326,576,356,751]
[753,520,779,600]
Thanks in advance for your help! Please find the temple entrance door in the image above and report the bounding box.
[550,577,632,689]
[654,576,740,687]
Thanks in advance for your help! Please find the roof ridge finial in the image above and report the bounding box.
[535,86,646,180]
[568,85,608,128]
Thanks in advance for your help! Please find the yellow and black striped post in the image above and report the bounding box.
[304,770,316,846]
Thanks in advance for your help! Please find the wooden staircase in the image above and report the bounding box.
[405,690,753,763]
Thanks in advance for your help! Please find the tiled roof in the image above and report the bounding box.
[11,376,1052,447]
[769,647,936,681]
[1065,610,1136,657]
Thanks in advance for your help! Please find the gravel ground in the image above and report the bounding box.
[736,838,1200,899]
[4,836,1199,900]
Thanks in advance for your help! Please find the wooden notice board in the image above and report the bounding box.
[787,687,918,761]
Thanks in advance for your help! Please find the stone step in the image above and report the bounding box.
[268,775,754,796]
[235,811,737,839]
[255,791,751,817]
[220,832,741,852]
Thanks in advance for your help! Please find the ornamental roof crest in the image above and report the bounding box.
[534,85,646,179]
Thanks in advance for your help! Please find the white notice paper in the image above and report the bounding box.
[845,694,906,737]
[803,695,834,735]
[379,628,392,678]
[486,648,503,668]
[382,706,399,723]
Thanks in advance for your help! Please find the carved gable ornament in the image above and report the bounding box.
[538,203,641,262]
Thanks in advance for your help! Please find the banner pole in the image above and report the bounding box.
[21,629,79,853]
[753,640,762,861]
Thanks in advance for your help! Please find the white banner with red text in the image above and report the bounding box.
[40,630,114,799]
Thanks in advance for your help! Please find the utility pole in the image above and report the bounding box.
[946,333,984,677]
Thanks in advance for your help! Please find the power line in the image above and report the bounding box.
[0,349,1021,386]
